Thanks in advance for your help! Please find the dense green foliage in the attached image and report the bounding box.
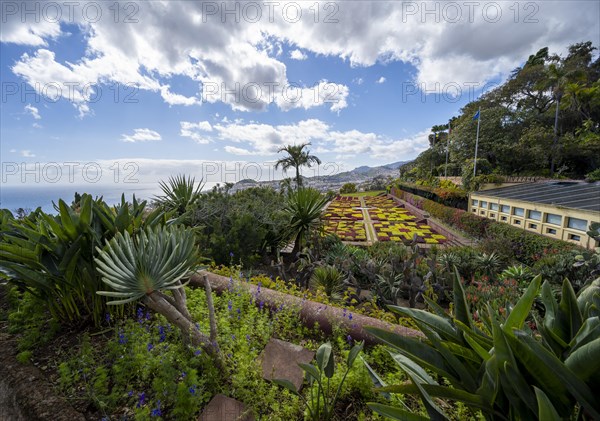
[404,42,600,181]
[0,194,169,326]
[189,186,287,266]
[366,272,600,420]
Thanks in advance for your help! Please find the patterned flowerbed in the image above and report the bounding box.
[323,194,447,245]
[323,219,367,241]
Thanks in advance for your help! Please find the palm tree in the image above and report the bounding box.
[95,225,224,368]
[282,188,329,255]
[275,143,321,188]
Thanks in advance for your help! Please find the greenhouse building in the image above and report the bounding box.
[469,181,600,249]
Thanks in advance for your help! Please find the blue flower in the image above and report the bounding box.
[118,331,127,345]
[259,301,264,311]
[150,400,162,417]
[137,392,146,408]
[189,385,196,395]
[348,313,353,321]
[245,334,251,342]
[347,335,353,346]
[128,390,134,397]
[105,313,111,323]
[147,343,154,351]
[158,325,166,342]
[227,300,233,311]
[194,349,202,356]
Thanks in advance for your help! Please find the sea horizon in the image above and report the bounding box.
[0,182,218,214]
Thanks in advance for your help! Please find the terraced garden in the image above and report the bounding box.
[323,194,447,245]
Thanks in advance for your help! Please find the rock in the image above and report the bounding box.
[198,394,254,421]
[260,338,315,391]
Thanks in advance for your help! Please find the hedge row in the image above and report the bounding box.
[390,187,580,265]
[395,182,468,210]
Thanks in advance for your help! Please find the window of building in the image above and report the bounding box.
[501,216,507,221]
[472,200,479,207]
[513,207,524,217]
[567,217,587,231]
[490,203,499,211]
[528,210,541,221]
[472,208,477,213]
[547,228,557,235]
[546,213,562,225]
[529,223,537,229]
[514,220,521,225]
[501,205,510,213]
[569,234,581,241]
[489,213,496,218]
[480,211,486,215]
[480,201,488,208]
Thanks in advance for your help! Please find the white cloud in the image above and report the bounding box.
[24,104,41,119]
[275,81,349,113]
[121,128,162,143]
[21,150,35,157]
[4,0,598,112]
[180,121,213,144]
[187,118,430,160]
[9,149,16,153]
[290,49,308,60]
[354,78,364,85]
[376,77,386,84]
[32,122,43,129]
[160,86,199,106]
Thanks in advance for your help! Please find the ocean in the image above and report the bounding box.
[0,184,165,214]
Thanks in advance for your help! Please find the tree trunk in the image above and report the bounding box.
[143,290,225,371]
[550,94,561,175]
[296,166,301,188]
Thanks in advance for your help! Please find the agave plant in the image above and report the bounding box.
[95,224,223,364]
[310,265,345,300]
[155,174,203,216]
[475,251,502,280]
[282,188,329,255]
[365,270,600,420]
[501,264,535,285]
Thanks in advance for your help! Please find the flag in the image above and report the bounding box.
[473,110,480,120]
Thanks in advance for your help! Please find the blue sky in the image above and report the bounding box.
[1,1,599,189]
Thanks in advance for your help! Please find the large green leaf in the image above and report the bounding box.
[367,403,429,421]
[509,331,599,418]
[388,305,463,343]
[502,275,541,333]
[452,266,472,328]
[533,387,561,421]
[564,336,600,382]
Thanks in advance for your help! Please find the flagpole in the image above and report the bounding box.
[473,107,481,177]
[444,122,450,178]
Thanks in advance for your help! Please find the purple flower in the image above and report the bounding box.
[150,400,162,417]
[236,308,241,315]
[194,349,202,356]
[231,334,236,340]
[147,343,154,351]
[181,371,187,378]
[347,335,353,346]
[158,326,166,343]
[128,390,134,397]
[348,313,353,321]
[137,307,144,322]
[145,311,152,321]
[228,300,233,311]
[105,313,111,323]
[246,334,251,342]
[230,251,234,257]
[118,331,127,345]
[189,385,196,395]
[259,301,264,311]
[137,392,146,408]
